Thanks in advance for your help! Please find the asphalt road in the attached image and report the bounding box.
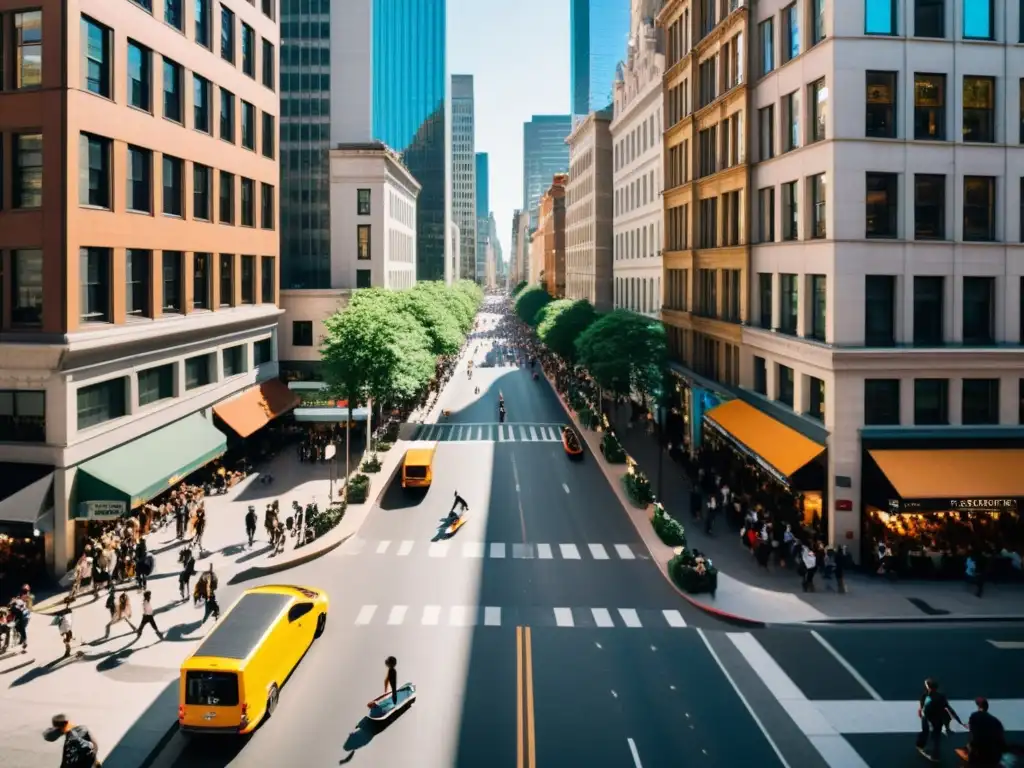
[142,307,1024,768]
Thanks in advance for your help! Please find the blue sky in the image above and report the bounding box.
[449,0,570,259]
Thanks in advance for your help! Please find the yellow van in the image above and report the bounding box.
[178,584,329,734]
[402,441,437,489]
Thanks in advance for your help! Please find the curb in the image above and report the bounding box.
[805,614,1024,625]
[134,723,180,768]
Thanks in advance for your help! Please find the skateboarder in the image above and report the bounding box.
[384,656,399,705]
[448,492,468,522]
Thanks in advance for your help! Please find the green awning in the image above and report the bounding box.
[75,413,227,512]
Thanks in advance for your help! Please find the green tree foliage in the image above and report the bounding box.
[514,285,552,326]
[511,280,528,297]
[574,310,667,400]
[537,299,597,363]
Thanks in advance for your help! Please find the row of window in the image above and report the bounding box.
[866,0,1010,42]
[615,221,662,262]
[751,358,826,422]
[757,0,827,80]
[666,325,742,387]
[756,273,828,340]
[863,376,1016,428]
[614,109,663,172]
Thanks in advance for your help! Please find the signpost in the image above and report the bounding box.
[325,443,337,500]
[78,501,127,520]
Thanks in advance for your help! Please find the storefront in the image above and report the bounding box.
[213,378,300,440]
[289,382,370,426]
[0,464,54,598]
[861,442,1024,579]
[667,364,727,454]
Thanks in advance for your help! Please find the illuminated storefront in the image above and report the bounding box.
[667,364,727,454]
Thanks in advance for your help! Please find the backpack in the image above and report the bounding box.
[9,600,27,622]
[62,726,97,768]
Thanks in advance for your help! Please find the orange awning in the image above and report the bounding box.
[868,449,1024,499]
[704,399,825,478]
[214,379,300,438]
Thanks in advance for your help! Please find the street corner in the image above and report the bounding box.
[228,530,356,584]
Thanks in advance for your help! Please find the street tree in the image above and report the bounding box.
[537,299,597,363]
[514,285,552,326]
[575,309,668,402]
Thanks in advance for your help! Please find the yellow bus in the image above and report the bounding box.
[178,584,329,734]
[402,441,437,488]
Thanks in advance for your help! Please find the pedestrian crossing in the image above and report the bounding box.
[408,422,565,443]
[345,604,689,629]
[335,538,648,562]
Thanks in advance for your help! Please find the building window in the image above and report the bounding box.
[196,0,211,48]
[0,390,46,442]
[809,173,825,238]
[81,17,111,98]
[963,76,995,143]
[15,11,43,89]
[864,379,900,425]
[292,320,313,347]
[162,155,183,216]
[809,79,827,143]
[138,364,174,407]
[219,254,234,307]
[162,251,182,312]
[127,40,152,111]
[811,0,826,45]
[261,256,275,303]
[356,269,372,289]
[866,172,898,238]
[357,224,372,259]
[866,0,897,34]
[781,4,799,63]
[358,189,371,215]
[963,0,994,40]
[14,134,43,208]
[262,39,275,90]
[223,345,246,377]
[962,276,995,345]
[219,171,234,223]
[914,379,948,425]
[783,92,799,151]
[963,176,995,242]
[220,88,235,142]
[165,0,183,29]
[779,274,798,335]
[184,355,212,391]
[193,75,211,133]
[254,338,272,366]
[915,0,944,37]
[193,253,211,309]
[241,178,254,226]
[865,274,896,346]
[240,255,255,304]
[758,273,773,329]
[79,133,111,209]
[758,106,775,160]
[962,379,999,425]
[190,164,210,221]
[758,187,775,242]
[77,378,127,431]
[11,249,43,326]
[262,113,275,158]
[866,71,897,138]
[807,377,825,421]
[126,249,151,317]
[163,58,183,123]
[241,101,256,150]
[80,247,110,323]
[242,22,255,78]
[914,73,946,140]
[261,0,275,20]
[810,275,826,341]
[220,5,235,63]
[777,365,795,407]
[781,181,798,241]
[753,357,767,395]
[759,18,774,76]
[260,183,275,229]
[914,174,945,239]
[912,276,944,346]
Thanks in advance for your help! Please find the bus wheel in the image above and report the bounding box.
[267,684,279,717]
[315,612,327,638]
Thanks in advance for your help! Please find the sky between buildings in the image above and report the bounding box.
[449,0,570,262]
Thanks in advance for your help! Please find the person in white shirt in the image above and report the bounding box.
[137,591,164,641]
[57,610,74,658]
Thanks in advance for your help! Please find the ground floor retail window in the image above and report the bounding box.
[0,389,46,442]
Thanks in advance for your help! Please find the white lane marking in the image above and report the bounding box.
[809,699,1024,734]
[387,606,408,626]
[529,426,539,441]
[588,543,610,560]
[421,605,441,626]
[376,540,391,554]
[618,608,642,628]
[627,738,643,768]
[397,540,414,556]
[591,608,614,628]
[615,544,635,560]
[450,606,475,626]
[554,607,575,627]
[699,630,793,768]
[355,605,377,625]
[489,542,506,559]
[560,543,581,559]
[727,632,807,701]
[537,543,553,559]
[498,425,505,442]
[562,483,570,494]
[810,630,883,701]
[429,542,449,558]
[342,538,365,555]
[484,607,501,626]
[989,640,1024,649]
[662,609,687,628]
[507,426,515,442]
[462,541,485,558]
[512,543,534,559]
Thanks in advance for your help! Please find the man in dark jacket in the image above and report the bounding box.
[967,697,1006,766]
[917,678,964,762]
[43,713,98,768]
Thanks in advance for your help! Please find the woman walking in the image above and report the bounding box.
[104,593,136,638]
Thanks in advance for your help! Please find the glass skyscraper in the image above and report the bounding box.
[522,115,571,231]
[475,152,489,281]
[570,0,630,116]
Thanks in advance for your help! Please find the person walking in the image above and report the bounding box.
[966,697,1006,767]
[105,593,136,638]
[245,506,258,548]
[178,548,197,601]
[134,538,148,590]
[917,678,964,762]
[42,714,98,768]
[192,507,207,552]
[8,592,30,654]
[57,609,75,659]
[137,591,164,641]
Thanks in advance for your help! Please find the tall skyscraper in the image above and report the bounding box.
[475,152,490,281]
[570,0,630,117]
[523,115,572,231]
[451,75,477,282]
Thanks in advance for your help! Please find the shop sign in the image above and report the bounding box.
[297,393,349,408]
[889,498,1018,513]
[78,501,127,520]
[835,499,853,511]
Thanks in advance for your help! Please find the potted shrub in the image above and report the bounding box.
[651,503,686,547]
[669,550,718,596]
[306,501,347,539]
[376,441,394,453]
[346,473,372,504]
[361,454,383,473]
[622,468,654,507]
[600,432,627,464]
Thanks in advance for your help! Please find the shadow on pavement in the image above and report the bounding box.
[101,679,181,768]
[377,479,426,512]
[337,708,413,764]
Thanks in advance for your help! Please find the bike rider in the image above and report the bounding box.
[448,491,469,522]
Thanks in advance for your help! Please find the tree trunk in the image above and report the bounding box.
[344,390,352,503]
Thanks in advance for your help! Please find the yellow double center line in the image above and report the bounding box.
[516,626,536,768]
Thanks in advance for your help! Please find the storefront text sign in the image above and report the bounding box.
[79,501,127,520]
[890,498,1018,513]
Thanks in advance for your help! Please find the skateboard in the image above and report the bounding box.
[444,514,468,536]
[367,683,417,721]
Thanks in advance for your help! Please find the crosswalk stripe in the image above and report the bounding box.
[462,542,485,558]
[507,425,515,441]
[537,543,553,559]
[614,544,635,560]
[489,542,506,559]
[343,538,365,555]
[429,542,449,558]
[618,608,642,628]
[588,544,609,560]
[592,608,614,627]
[529,426,539,441]
[450,606,474,626]
[397,540,414,556]
[512,543,533,559]
[560,543,581,559]
[554,607,575,627]
[388,606,407,625]
[662,610,687,628]
[498,424,505,441]
[355,605,377,625]
[376,540,391,554]
[484,607,501,626]
[422,605,441,625]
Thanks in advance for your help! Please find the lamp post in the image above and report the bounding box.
[656,404,666,502]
